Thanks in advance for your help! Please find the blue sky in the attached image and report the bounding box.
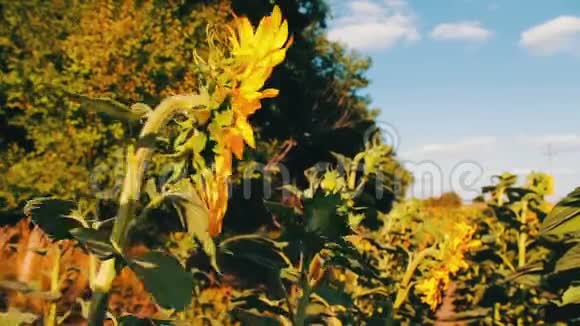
[327,0,580,200]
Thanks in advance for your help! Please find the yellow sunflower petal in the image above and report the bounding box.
[240,69,271,95]
[273,20,289,49]
[236,117,255,148]
[238,17,254,48]
[233,97,262,117]
[215,150,232,178]
[271,5,282,28]
[269,48,288,67]
[260,88,279,98]
[255,15,273,48]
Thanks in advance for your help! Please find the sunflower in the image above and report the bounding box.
[200,6,291,237]
[415,277,443,311]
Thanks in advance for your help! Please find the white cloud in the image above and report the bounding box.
[430,21,493,42]
[520,16,580,56]
[421,136,496,153]
[397,133,580,200]
[402,136,496,157]
[327,0,420,51]
[518,133,580,146]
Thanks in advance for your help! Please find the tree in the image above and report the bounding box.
[0,0,229,214]
[0,0,410,232]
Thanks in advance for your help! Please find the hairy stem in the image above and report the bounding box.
[89,95,207,324]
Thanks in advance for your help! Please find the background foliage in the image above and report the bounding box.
[1,0,579,325]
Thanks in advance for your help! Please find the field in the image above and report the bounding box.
[0,1,579,325]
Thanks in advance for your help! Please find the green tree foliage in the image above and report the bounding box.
[424,192,463,208]
[0,0,230,213]
[0,0,410,231]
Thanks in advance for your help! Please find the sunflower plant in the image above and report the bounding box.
[344,196,482,323]
[507,184,580,324]
[22,6,291,325]
[245,137,479,324]
[450,172,555,324]
[212,136,410,325]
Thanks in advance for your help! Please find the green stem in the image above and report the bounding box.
[46,245,60,326]
[515,201,529,326]
[497,252,516,272]
[353,175,369,194]
[517,201,528,268]
[88,291,109,326]
[496,187,505,206]
[293,273,311,326]
[277,277,295,324]
[89,95,207,324]
[493,302,500,325]
[348,152,365,190]
[111,95,205,250]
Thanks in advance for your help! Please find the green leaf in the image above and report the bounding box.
[187,130,207,154]
[0,280,60,301]
[264,201,300,225]
[0,280,36,293]
[219,235,290,271]
[488,205,520,229]
[315,282,353,307]
[0,308,38,325]
[25,198,81,241]
[128,251,193,311]
[324,238,380,279]
[330,151,352,168]
[70,228,117,260]
[555,243,580,273]
[481,186,496,194]
[144,178,160,201]
[481,234,496,245]
[232,291,288,318]
[129,102,153,117]
[507,274,542,287]
[505,187,535,203]
[303,192,347,239]
[62,90,146,123]
[497,172,518,187]
[499,261,544,284]
[540,187,580,236]
[166,179,218,272]
[561,285,580,305]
